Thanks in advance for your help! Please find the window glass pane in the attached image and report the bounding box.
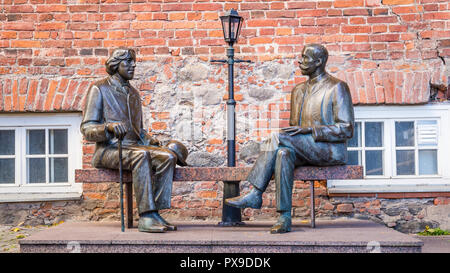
[365,150,383,175]
[347,150,360,165]
[236,18,243,42]
[49,158,68,183]
[348,122,361,147]
[419,149,437,175]
[231,20,237,39]
[221,17,229,40]
[49,129,68,154]
[27,158,46,183]
[395,121,414,147]
[365,122,383,147]
[0,130,15,155]
[396,150,415,175]
[0,159,15,184]
[27,129,45,155]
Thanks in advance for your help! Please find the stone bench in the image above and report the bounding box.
[75,165,363,229]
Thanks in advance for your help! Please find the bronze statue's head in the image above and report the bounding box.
[105,48,137,81]
[298,44,328,76]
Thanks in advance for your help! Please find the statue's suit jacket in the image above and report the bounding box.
[81,75,156,167]
[283,72,355,165]
[289,72,354,143]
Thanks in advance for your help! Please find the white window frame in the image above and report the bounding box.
[329,103,450,193]
[0,113,83,202]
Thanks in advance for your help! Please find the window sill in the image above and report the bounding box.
[0,192,82,203]
[328,185,450,198]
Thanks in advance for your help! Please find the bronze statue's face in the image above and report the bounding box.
[298,47,319,76]
[117,57,136,81]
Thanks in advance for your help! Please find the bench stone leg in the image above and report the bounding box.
[125,183,133,228]
[219,181,244,226]
[310,181,315,228]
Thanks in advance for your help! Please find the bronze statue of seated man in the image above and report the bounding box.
[225,44,355,233]
[81,48,188,233]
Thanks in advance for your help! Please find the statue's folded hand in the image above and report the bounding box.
[281,126,312,136]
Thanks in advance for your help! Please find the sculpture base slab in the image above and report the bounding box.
[19,219,422,253]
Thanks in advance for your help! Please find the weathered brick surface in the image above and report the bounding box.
[0,0,448,110]
[0,0,449,233]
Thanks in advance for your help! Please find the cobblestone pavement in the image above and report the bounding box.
[0,224,55,253]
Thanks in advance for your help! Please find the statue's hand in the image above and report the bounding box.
[140,131,160,146]
[106,122,127,140]
[281,126,312,136]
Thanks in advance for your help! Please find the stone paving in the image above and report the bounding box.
[19,220,424,253]
[416,235,450,253]
[0,223,53,253]
[1,222,449,253]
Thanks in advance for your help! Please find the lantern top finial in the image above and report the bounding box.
[226,8,239,16]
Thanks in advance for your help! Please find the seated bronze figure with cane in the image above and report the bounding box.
[81,48,188,233]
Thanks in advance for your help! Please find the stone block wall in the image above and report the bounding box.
[0,0,449,233]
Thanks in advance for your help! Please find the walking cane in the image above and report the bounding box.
[118,135,125,232]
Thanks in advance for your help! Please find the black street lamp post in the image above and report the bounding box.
[212,9,251,226]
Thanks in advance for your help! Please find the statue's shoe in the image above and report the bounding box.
[270,216,292,234]
[138,215,168,233]
[224,191,262,209]
[154,213,177,231]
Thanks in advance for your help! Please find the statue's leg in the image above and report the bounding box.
[125,148,157,214]
[246,132,280,191]
[270,133,311,233]
[224,132,280,209]
[134,146,178,231]
[271,147,296,234]
[97,147,167,232]
[97,147,156,213]
[274,147,296,213]
[147,147,177,210]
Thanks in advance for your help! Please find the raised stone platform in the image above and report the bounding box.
[20,219,423,253]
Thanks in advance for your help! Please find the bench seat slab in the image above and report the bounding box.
[75,165,363,183]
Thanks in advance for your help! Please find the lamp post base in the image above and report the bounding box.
[218,181,245,227]
[217,221,245,227]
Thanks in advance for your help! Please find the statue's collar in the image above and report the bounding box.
[109,75,130,94]
[110,74,129,87]
[307,72,328,86]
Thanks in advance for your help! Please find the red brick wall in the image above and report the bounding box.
[0,0,448,112]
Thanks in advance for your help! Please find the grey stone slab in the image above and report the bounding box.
[414,235,450,253]
[20,222,121,245]
[19,219,423,253]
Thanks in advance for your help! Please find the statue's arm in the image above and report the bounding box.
[311,82,354,142]
[80,85,111,142]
